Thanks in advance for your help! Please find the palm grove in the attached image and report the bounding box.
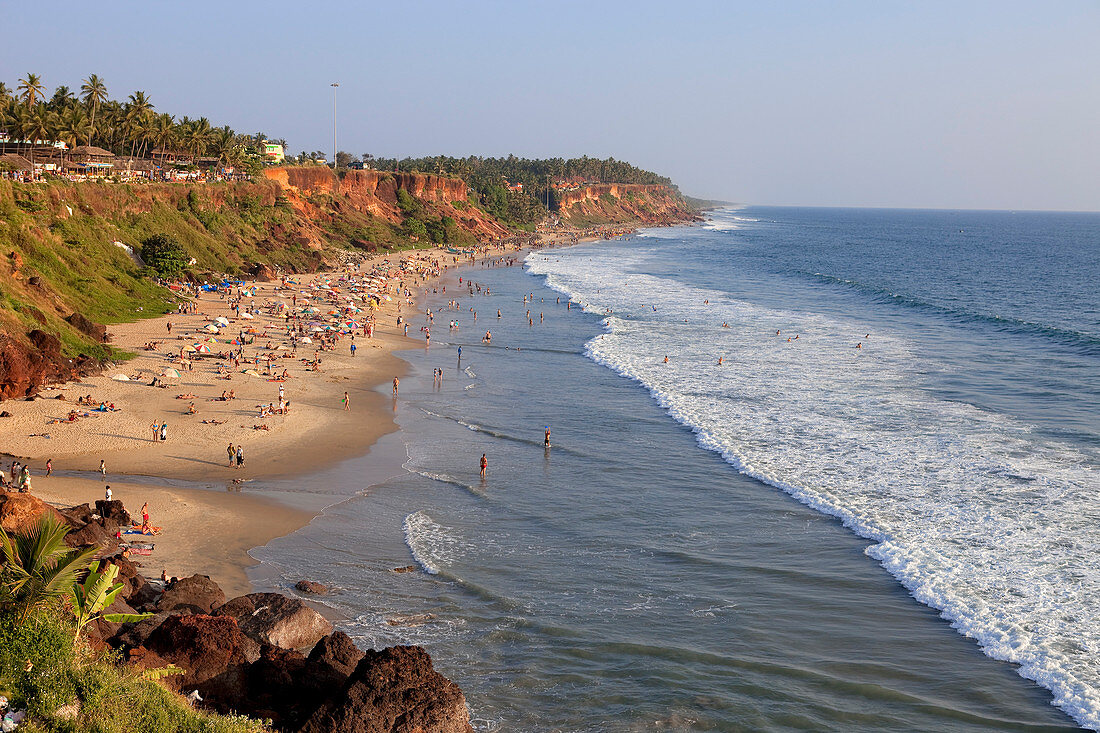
[0,73,281,171]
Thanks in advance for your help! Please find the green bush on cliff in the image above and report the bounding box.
[141,234,189,279]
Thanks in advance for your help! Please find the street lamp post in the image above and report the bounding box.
[330,82,339,169]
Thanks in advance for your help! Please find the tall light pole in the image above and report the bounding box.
[330,82,339,169]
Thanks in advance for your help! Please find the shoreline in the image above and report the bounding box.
[0,219,687,593]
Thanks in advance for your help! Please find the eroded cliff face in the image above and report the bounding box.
[558,183,697,228]
[264,167,510,245]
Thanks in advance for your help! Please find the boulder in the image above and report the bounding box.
[85,597,139,649]
[307,631,365,678]
[95,499,131,527]
[63,520,112,549]
[57,502,94,528]
[65,313,108,342]
[214,592,332,650]
[107,554,162,610]
[141,614,252,702]
[113,611,172,650]
[0,493,65,533]
[295,580,330,595]
[158,574,226,614]
[300,645,474,733]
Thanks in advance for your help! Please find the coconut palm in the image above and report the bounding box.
[0,513,100,623]
[80,74,108,145]
[49,85,75,110]
[57,107,92,149]
[17,73,45,106]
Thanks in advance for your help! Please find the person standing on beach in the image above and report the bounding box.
[236,445,245,468]
[393,377,399,396]
[343,391,351,411]
[100,459,106,477]
[480,453,488,478]
[160,422,168,442]
[104,485,112,502]
[45,458,52,477]
[228,443,236,467]
[151,421,159,442]
[350,341,357,357]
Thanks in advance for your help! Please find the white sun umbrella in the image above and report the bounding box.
[215,316,230,326]
[111,374,131,382]
[242,369,264,378]
[300,336,313,344]
[161,368,181,378]
[203,324,220,333]
[181,344,197,353]
[310,326,325,333]
[240,312,254,320]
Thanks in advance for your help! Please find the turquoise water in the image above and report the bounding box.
[254,207,1099,731]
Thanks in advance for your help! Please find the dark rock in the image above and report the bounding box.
[158,574,226,615]
[106,554,162,610]
[213,592,332,650]
[95,499,132,527]
[86,597,139,649]
[66,312,108,342]
[295,580,330,595]
[300,645,474,733]
[27,329,61,361]
[141,614,252,702]
[57,502,94,528]
[112,611,172,650]
[64,520,111,548]
[307,631,364,679]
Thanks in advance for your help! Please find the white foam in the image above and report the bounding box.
[527,247,1100,730]
[403,510,468,576]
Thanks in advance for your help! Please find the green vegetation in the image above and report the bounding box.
[140,235,187,279]
[0,73,275,172]
[337,153,676,228]
[0,516,265,732]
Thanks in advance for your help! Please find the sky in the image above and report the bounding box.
[2,0,1097,211]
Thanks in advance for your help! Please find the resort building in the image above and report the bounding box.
[263,142,285,164]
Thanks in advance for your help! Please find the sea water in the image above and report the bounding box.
[252,207,1099,731]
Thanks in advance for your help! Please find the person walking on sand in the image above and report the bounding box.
[227,443,236,467]
[236,445,245,469]
[45,458,52,477]
[343,391,351,411]
[392,377,399,396]
[480,453,488,479]
[100,459,106,477]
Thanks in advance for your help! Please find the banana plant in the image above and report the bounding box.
[71,561,152,641]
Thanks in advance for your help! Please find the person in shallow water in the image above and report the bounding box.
[544,426,551,447]
[480,453,488,478]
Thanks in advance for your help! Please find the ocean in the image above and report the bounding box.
[252,206,1100,731]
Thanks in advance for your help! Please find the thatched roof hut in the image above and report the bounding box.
[70,145,115,159]
[0,153,33,171]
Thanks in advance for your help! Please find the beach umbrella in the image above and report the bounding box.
[111,374,131,381]
[181,344,197,353]
[310,326,325,333]
[300,336,313,344]
[203,324,220,333]
[161,368,181,378]
[242,369,263,378]
[215,316,230,326]
[195,344,213,354]
[240,312,255,320]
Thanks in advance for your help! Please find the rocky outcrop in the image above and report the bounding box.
[0,493,64,533]
[214,592,333,650]
[138,614,256,702]
[65,312,108,342]
[558,183,697,228]
[95,499,132,527]
[300,645,474,733]
[158,574,227,614]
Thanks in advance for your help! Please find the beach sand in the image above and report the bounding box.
[1,230,615,594]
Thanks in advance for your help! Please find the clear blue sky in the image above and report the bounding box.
[3,0,1097,210]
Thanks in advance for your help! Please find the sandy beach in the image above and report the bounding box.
[0,235,571,591]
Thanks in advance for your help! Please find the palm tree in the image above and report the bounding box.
[124,92,154,158]
[17,73,45,106]
[49,85,75,111]
[150,112,176,158]
[80,74,108,145]
[0,513,100,623]
[210,125,236,165]
[57,107,91,150]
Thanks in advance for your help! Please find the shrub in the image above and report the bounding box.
[141,235,188,279]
